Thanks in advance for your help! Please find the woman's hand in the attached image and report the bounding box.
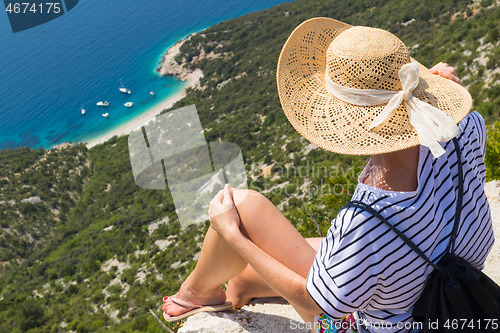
[429,62,461,84]
[208,184,242,241]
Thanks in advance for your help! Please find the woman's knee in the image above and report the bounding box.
[231,189,270,215]
[230,190,302,241]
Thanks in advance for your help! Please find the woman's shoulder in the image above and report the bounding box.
[459,111,486,153]
[463,111,486,129]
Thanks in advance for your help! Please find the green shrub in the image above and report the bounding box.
[486,122,500,181]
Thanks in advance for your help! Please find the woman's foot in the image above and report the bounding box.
[162,278,227,317]
[225,278,255,309]
[225,266,281,309]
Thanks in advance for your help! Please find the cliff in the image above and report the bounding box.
[156,35,209,89]
[157,36,196,81]
[178,297,309,333]
[484,179,500,283]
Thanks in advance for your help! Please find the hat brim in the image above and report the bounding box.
[277,17,472,156]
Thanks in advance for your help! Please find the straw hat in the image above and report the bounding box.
[277,17,472,156]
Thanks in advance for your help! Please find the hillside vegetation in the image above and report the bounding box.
[0,0,498,332]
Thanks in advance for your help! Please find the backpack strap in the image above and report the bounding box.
[447,137,463,254]
[343,137,464,271]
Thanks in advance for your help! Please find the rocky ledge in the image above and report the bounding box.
[157,36,197,81]
[156,35,204,90]
[178,297,308,333]
[177,181,500,333]
[157,32,230,89]
[484,179,500,283]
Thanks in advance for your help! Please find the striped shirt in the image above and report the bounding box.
[306,112,494,332]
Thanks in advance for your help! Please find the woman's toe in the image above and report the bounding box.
[162,296,175,313]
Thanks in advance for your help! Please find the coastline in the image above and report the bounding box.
[84,36,202,149]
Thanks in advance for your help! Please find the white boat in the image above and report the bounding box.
[81,108,86,115]
[102,113,109,118]
[124,102,133,108]
[119,87,131,94]
[97,101,109,107]
[150,91,156,96]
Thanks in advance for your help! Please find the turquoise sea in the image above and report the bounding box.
[0,0,292,149]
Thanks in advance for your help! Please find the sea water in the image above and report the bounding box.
[0,0,292,149]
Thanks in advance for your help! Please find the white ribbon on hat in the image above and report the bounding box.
[324,62,459,158]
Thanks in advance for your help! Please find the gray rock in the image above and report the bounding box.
[484,180,500,284]
[178,297,310,333]
[21,196,43,204]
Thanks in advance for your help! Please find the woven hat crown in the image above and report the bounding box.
[326,26,410,91]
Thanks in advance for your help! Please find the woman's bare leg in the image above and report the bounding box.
[225,237,324,308]
[163,189,318,317]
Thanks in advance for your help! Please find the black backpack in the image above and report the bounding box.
[344,138,500,332]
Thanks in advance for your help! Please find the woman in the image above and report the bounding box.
[163,18,494,332]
